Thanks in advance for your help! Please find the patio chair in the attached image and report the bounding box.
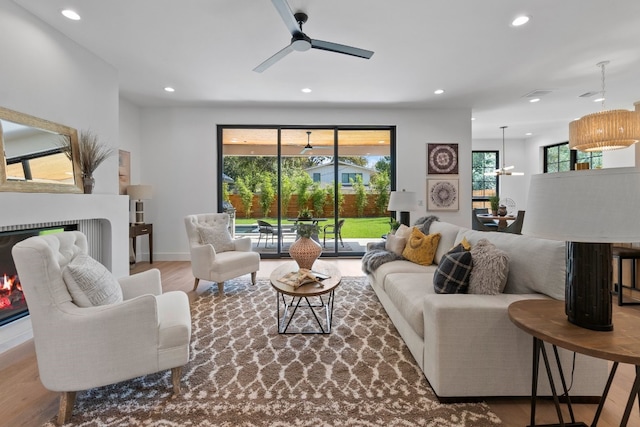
[323,219,345,248]
[257,220,276,248]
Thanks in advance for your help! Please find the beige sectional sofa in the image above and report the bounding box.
[365,220,608,402]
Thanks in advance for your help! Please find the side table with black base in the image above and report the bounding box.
[270,260,341,334]
[130,223,153,265]
[509,299,640,427]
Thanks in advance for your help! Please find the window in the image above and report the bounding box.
[341,172,362,185]
[472,151,499,209]
[544,142,603,173]
[312,172,321,183]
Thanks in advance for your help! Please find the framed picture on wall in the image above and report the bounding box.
[427,179,459,211]
[427,143,458,175]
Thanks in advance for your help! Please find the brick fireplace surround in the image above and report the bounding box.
[0,193,129,353]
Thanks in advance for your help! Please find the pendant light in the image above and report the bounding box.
[569,61,640,152]
[485,126,524,176]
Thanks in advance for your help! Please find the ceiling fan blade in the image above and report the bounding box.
[300,147,311,154]
[270,0,301,36]
[253,44,294,73]
[311,39,374,59]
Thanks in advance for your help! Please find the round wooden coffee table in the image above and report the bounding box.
[270,260,341,334]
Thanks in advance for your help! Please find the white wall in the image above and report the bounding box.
[0,0,121,195]
[0,0,126,351]
[139,106,471,260]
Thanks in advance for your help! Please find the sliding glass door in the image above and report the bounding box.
[219,125,394,258]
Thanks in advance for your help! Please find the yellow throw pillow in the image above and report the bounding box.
[460,237,471,251]
[402,228,441,266]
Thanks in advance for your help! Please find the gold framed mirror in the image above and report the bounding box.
[0,107,83,193]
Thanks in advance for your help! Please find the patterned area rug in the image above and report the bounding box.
[47,277,502,426]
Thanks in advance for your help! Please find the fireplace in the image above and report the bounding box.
[0,224,77,327]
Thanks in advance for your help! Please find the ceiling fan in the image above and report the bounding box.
[299,131,332,154]
[253,0,374,73]
[485,126,524,176]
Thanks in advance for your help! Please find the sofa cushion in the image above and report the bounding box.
[197,223,235,252]
[385,233,407,256]
[402,228,441,266]
[63,254,123,307]
[433,245,473,294]
[429,221,463,264]
[456,229,566,300]
[384,272,435,339]
[395,224,413,239]
[468,238,509,295]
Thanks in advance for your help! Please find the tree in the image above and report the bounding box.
[258,172,275,217]
[294,172,314,212]
[351,175,367,217]
[235,177,253,218]
[280,174,294,217]
[370,170,391,214]
[310,183,327,217]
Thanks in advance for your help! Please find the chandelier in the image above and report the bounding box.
[569,61,640,152]
[485,126,524,176]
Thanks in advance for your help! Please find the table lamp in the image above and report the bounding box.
[523,168,640,331]
[127,184,153,224]
[388,189,417,227]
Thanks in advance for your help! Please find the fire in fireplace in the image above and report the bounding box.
[0,225,77,327]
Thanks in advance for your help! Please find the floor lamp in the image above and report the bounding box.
[523,168,640,331]
[388,190,417,227]
[127,185,153,224]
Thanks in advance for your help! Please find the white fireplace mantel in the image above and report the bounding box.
[0,192,129,353]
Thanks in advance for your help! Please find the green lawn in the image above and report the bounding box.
[235,217,390,239]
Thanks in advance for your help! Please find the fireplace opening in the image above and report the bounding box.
[0,224,77,327]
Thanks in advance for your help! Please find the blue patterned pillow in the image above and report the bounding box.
[433,245,473,294]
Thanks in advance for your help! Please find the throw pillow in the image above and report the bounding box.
[395,224,413,240]
[385,234,407,257]
[197,223,236,252]
[62,254,123,307]
[433,247,473,294]
[460,237,471,251]
[468,238,510,295]
[402,228,441,266]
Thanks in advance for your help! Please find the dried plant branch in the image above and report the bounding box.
[78,130,114,176]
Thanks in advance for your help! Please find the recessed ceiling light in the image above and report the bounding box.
[434,89,445,95]
[61,9,81,20]
[378,140,385,144]
[471,117,476,121]
[301,88,312,93]
[511,15,530,27]
[593,97,605,103]
[529,98,540,103]
[164,87,175,93]
[525,132,533,136]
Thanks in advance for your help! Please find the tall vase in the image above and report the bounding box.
[289,236,322,270]
[83,174,95,194]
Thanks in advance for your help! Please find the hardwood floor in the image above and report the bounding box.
[1,259,638,426]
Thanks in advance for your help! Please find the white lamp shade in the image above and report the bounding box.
[388,190,417,212]
[127,185,153,200]
[522,167,640,243]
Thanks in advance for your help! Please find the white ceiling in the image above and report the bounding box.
[13,0,640,140]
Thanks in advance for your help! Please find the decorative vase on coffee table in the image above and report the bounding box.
[289,236,322,270]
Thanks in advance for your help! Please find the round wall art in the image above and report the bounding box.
[427,179,459,211]
[427,143,458,174]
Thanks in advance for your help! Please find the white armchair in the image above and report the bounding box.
[11,231,191,425]
[184,213,260,294]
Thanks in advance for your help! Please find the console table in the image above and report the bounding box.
[508,299,640,427]
[130,223,153,264]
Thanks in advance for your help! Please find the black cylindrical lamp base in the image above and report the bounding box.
[565,242,613,331]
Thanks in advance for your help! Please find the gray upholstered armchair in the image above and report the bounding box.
[184,213,260,294]
[11,231,191,425]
